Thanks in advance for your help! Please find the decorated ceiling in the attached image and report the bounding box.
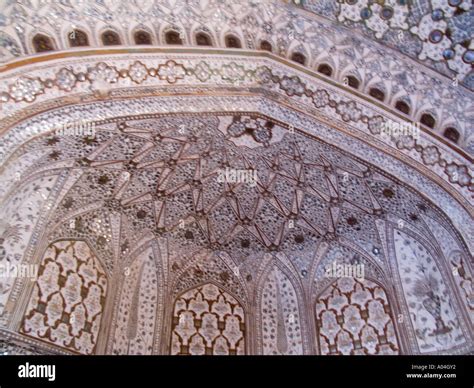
[0,0,472,355]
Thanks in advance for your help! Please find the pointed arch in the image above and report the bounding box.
[291,51,306,65]
[170,250,248,305]
[395,100,410,115]
[195,32,212,46]
[256,259,306,355]
[343,74,360,89]
[20,239,107,354]
[443,127,460,143]
[165,30,183,45]
[133,30,153,45]
[369,87,385,102]
[260,40,272,52]
[170,282,246,355]
[33,33,55,53]
[420,113,436,129]
[225,34,242,48]
[317,63,333,77]
[314,277,400,355]
[389,227,470,353]
[101,30,121,46]
[68,29,89,47]
[110,245,159,355]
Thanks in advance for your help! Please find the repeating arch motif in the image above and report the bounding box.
[1,0,471,149]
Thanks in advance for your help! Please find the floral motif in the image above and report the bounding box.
[128,61,148,84]
[8,77,44,102]
[87,62,119,84]
[336,101,361,122]
[280,75,305,96]
[226,116,272,144]
[312,89,330,108]
[255,66,273,84]
[0,56,471,190]
[227,120,246,137]
[333,0,472,83]
[55,68,77,92]
[193,61,212,82]
[445,163,472,187]
[396,135,415,151]
[221,62,246,83]
[157,60,186,84]
[368,116,384,135]
[421,146,440,166]
[252,123,272,143]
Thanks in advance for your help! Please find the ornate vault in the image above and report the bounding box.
[0,0,472,356]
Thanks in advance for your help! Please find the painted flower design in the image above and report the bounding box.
[280,75,305,96]
[252,123,272,143]
[312,89,330,108]
[336,100,361,122]
[157,60,186,84]
[227,121,246,137]
[421,146,440,165]
[445,162,471,187]
[368,116,384,135]
[221,62,246,83]
[396,135,415,150]
[128,61,148,84]
[255,66,273,84]
[55,68,77,92]
[87,62,119,84]
[9,77,44,102]
[193,61,212,82]
[226,116,273,144]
